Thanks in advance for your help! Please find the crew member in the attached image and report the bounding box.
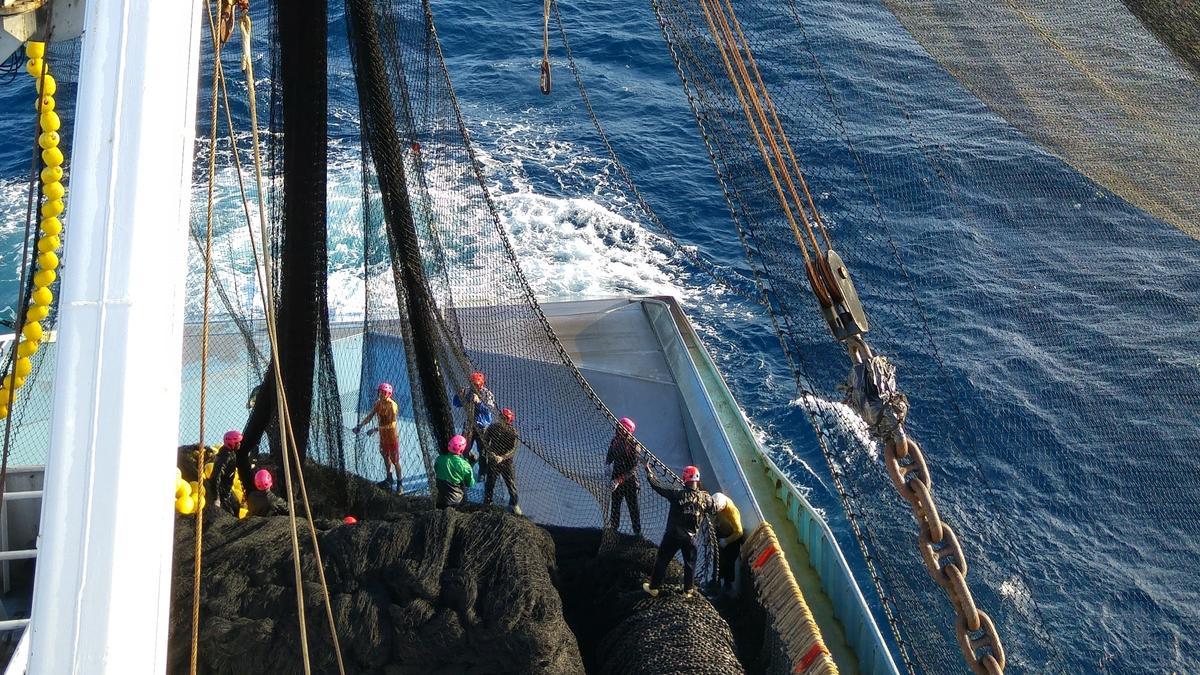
[244,469,287,517]
[354,382,403,494]
[643,464,716,598]
[436,435,476,508]
[209,430,243,515]
[453,371,495,471]
[606,417,642,537]
[711,492,743,595]
[483,407,522,515]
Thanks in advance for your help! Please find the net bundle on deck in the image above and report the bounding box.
[650,0,1200,672]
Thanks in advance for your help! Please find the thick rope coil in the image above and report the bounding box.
[743,523,837,674]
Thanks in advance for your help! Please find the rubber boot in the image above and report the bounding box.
[641,582,659,598]
[512,504,523,516]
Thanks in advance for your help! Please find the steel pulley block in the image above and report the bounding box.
[819,249,869,341]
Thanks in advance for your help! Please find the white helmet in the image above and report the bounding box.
[712,492,729,512]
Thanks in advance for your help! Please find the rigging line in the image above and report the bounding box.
[701,0,824,257]
[713,0,830,249]
[193,0,226,672]
[782,6,1067,666]
[691,0,815,266]
[550,0,768,308]
[237,14,344,672]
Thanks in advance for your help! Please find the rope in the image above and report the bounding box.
[191,0,228,669]
[237,14,344,673]
[551,0,768,308]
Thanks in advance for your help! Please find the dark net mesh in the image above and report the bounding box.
[651,0,1200,673]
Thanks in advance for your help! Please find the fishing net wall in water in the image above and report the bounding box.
[652,0,1200,672]
[0,37,82,471]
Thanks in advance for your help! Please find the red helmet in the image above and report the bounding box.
[501,408,515,423]
[377,382,393,397]
[619,417,636,434]
[470,372,486,388]
[449,435,468,455]
[223,430,243,446]
[681,466,700,484]
[254,469,273,491]
[343,516,358,525]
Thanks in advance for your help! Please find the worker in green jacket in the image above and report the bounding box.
[436,434,476,508]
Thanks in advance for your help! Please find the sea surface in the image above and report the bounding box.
[2,1,1199,672]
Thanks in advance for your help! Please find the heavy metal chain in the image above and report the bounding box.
[861,339,1006,674]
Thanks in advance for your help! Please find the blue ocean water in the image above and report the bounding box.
[3,1,1199,672]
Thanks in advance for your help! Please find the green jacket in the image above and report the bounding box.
[435,453,476,487]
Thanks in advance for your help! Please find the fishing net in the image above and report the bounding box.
[0,37,81,472]
[173,0,741,668]
[649,0,1200,672]
[169,467,586,674]
[876,0,1200,241]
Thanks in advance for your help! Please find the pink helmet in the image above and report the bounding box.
[681,465,700,484]
[254,469,273,491]
[224,430,243,446]
[501,408,515,424]
[619,417,636,434]
[448,435,468,455]
[377,382,393,397]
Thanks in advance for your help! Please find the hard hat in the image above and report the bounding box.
[501,408,515,423]
[224,430,243,446]
[682,466,700,484]
[377,382,393,396]
[254,469,273,491]
[343,516,358,525]
[712,492,729,512]
[470,372,486,387]
[449,435,468,455]
[619,417,636,434]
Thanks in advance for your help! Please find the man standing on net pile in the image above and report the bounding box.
[453,371,496,475]
[353,382,404,494]
[436,435,476,508]
[607,417,642,537]
[483,407,522,515]
[642,464,716,598]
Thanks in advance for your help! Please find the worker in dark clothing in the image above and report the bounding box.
[606,417,642,537]
[209,430,243,515]
[711,492,743,595]
[483,407,522,515]
[244,469,287,517]
[643,464,717,598]
[436,435,477,508]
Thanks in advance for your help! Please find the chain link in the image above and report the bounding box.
[957,610,1006,674]
[875,348,1003,670]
